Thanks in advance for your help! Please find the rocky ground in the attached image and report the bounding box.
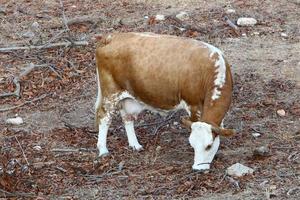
[0,0,299,199]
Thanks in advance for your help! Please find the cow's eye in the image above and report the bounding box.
[205,144,212,151]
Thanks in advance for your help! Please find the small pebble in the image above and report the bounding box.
[22,30,35,38]
[226,9,236,14]
[33,145,42,151]
[277,109,286,117]
[280,33,288,38]
[155,14,165,21]
[176,11,189,20]
[253,146,270,157]
[6,117,24,125]
[31,21,40,30]
[0,6,6,14]
[252,132,261,138]
[237,17,257,26]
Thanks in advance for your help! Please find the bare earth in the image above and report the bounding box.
[0,0,299,199]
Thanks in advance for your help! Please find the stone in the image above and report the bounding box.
[252,132,261,138]
[280,33,288,38]
[22,30,35,38]
[33,145,42,151]
[155,14,165,21]
[176,11,189,20]
[227,163,254,177]
[6,117,24,125]
[0,6,6,14]
[226,9,236,14]
[31,22,40,30]
[237,17,257,26]
[277,109,286,117]
[253,146,270,156]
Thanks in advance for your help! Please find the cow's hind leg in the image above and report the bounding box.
[119,98,143,151]
[96,107,112,157]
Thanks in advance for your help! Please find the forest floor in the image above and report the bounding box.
[0,0,299,199]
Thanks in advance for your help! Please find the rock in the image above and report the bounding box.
[173,121,179,126]
[226,9,236,14]
[155,14,165,21]
[252,132,261,138]
[22,30,35,38]
[227,163,254,177]
[253,146,270,156]
[31,22,40,30]
[0,6,6,14]
[237,17,257,26]
[176,11,189,20]
[242,33,247,37]
[277,109,286,117]
[6,117,24,125]
[33,145,42,151]
[280,32,288,38]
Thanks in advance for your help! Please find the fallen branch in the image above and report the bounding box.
[59,0,69,30]
[0,94,48,112]
[0,63,47,99]
[0,188,36,198]
[0,41,88,52]
[51,147,97,153]
[224,16,240,36]
[15,136,30,167]
[166,15,205,33]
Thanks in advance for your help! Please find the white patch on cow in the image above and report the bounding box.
[95,67,102,111]
[134,32,161,38]
[189,122,220,170]
[97,116,111,156]
[201,42,226,101]
[220,119,224,128]
[175,100,191,116]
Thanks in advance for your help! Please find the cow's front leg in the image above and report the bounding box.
[119,98,143,151]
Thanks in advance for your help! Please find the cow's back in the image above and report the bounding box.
[96,32,220,109]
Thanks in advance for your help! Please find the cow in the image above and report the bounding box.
[94,32,235,170]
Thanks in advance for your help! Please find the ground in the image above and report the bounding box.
[0,0,299,199]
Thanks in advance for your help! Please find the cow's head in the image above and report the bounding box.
[181,118,235,171]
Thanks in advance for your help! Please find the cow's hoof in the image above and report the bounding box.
[98,148,109,157]
[130,144,143,151]
[192,163,210,172]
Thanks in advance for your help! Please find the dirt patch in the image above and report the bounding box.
[1,0,300,199]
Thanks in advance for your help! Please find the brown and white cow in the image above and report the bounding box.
[95,32,235,170]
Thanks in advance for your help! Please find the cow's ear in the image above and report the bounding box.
[180,117,192,130]
[212,126,235,137]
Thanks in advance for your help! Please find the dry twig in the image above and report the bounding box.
[0,63,47,99]
[0,94,48,112]
[0,188,36,198]
[224,16,240,36]
[0,41,88,52]
[14,136,30,166]
[59,0,69,30]
[0,63,41,98]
